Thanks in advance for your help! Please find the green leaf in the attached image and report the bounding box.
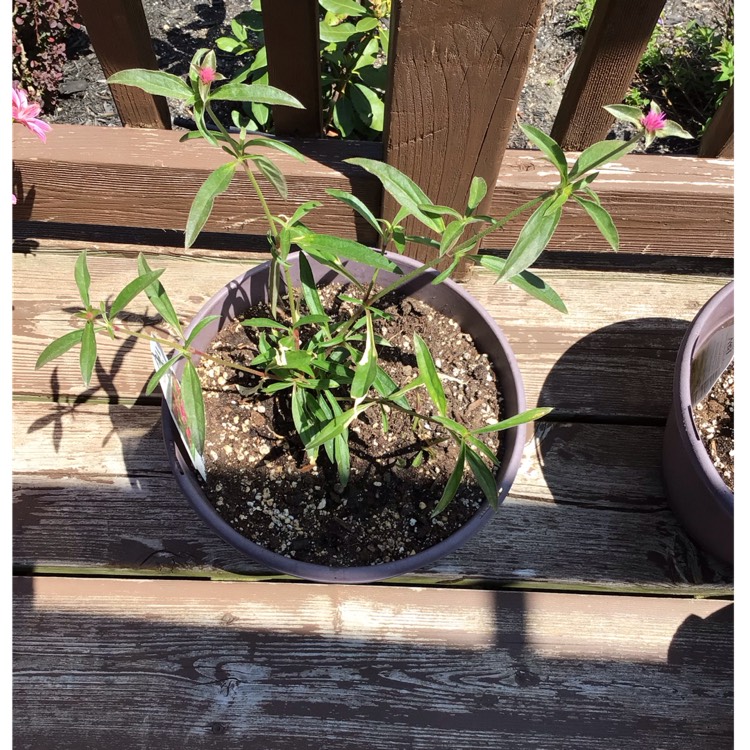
[80,321,96,387]
[107,70,194,103]
[602,104,644,127]
[138,254,182,335]
[465,433,500,467]
[146,355,181,395]
[36,328,84,370]
[439,219,467,257]
[474,255,567,313]
[109,269,165,319]
[431,415,469,436]
[209,82,304,109]
[185,161,237,248]
[432,443,466,517]
[319,21,358,44]
[350,312,377,399]
[320,0,367,16]
[467,176,488,212]
[569,138,640,180]
[185,315,221,347]
[431,256,461,285]
[473,407,553,435]
[500,197,562,280]
[241,317,289,330]
[350,83,384,131]
[245,137,306,161]
[305,403,371,450]
[289,201,323,226]
[660,120,693,139]
[413,334,447,417]
[372,366,411,410]
[465,447,499,508]
[344,158,444,233]
[326,188,382,236]
[519,123,568,181]
[181,361,206,455]
[356,16,380,32]
[298,253,329,333]
[573,195,619,251]
[418,204,463,220]
[295,233,400,273]
[248,154,287,199]
[74,251,91,308]
[293,314,330,328]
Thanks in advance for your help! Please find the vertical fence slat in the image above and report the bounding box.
[382,0,545,268]
[76,0,171,129]
[551,0,666,150]
[263,0,322,137]
[699,86,733,158]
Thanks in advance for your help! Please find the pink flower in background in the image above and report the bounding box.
[198,66,217,84]
[640,109,667,134]
[12,86,52,142]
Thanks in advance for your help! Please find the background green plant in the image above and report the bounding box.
[567,0,733,140]
[217,0,390,139]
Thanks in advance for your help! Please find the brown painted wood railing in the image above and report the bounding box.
[17,0,734,260]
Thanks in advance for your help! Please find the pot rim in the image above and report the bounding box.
[163,251,527,583]
[674,280,733,508]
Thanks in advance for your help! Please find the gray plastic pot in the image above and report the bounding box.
[663,280,733,565]
[162,252,527,583]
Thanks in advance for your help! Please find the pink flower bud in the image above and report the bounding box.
[640,110,667,133]
[198,66,217,85]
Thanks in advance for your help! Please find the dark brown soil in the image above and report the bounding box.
[196,285,504,567]
[695,361,734,492]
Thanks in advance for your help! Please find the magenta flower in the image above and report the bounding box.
[640,109,667,133]
[198,66,217,85]
[12,86,52,143]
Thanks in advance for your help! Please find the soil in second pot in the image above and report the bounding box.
[695,361,734,492]
[196,285,506,568]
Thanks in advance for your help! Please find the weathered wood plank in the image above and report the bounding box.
[551,0,666,150]
[12,124,733,257]
[699,86,734,158]
[13,576,733,749]
[12,246,730,419]
[12,402,732,591]
[76,0,171,129]
[383,0,544,266]
[263,0,322,136]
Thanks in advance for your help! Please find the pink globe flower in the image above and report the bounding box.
[12,86,52,143]
[198,66,217,85]
[640,109,667,134]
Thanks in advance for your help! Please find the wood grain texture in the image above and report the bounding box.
[12,401,733,591]
[382,0,544,265]
[13,576,733,749]
[263,0,322,136]
[76,0,171,129]
[13,245,730,418]
[12,124,733,257]
[699,86,734,158]
[551,0,666,150]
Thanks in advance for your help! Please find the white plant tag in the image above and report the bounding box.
[150,341,207,481]
[690,322,734,406]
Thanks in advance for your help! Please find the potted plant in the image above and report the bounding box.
[34,52,692,582]
[663,281,734,565]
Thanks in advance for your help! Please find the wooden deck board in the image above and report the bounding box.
[13,576,733,750]
[13,402,732,592]
[13,243,729,419]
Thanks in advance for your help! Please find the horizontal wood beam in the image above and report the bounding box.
[12,124,733,257]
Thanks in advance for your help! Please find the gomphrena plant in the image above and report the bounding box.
[36,49,691,514]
